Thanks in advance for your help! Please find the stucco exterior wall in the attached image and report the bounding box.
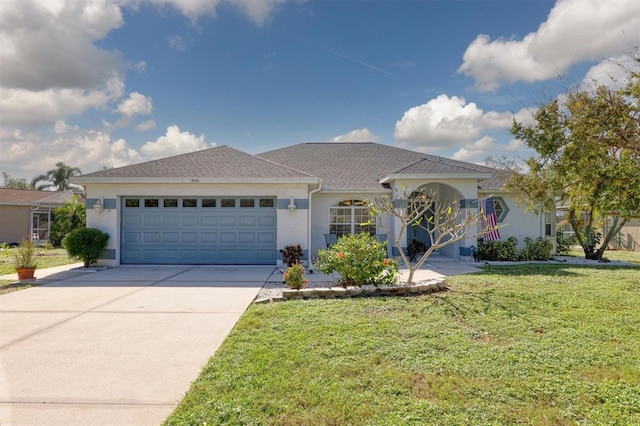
[0,205,31,244]
[607,219,640,251]
[85,183,310,266]
[309,191,390,259]
[483,192,554,249]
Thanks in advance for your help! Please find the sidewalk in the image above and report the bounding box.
[0,262,86,282]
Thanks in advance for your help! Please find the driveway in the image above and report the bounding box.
[0,265,272,426]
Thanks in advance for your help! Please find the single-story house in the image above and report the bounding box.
[0,188,76,244]
[73,142,555,266]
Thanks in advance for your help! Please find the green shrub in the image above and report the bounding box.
[62,228,109,267]
[283,263,307,290]
[315,233,399,286]
[556,229,572,255]
[520,237,554,261]
[478,237,519,261]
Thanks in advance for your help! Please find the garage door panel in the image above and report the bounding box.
[122,197,276,265]
[201,232,217,242]
[182,232,199,242]
[182,216,199,226]
[163,215,179,226]
[144,215,161,226]
[143,232,161,243]
[201,216,217,226]
[258,216,275,226]
[239,216,256,226]
[238,232,256,243]
[123,232,141,243]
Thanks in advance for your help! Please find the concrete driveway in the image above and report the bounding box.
[0,265,272,426]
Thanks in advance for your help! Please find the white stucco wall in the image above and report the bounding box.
[85,182,310,266]
[481,192,555,249]
[309,192,390,259]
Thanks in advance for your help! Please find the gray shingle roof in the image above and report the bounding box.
[77,145,315,180]
[258,142,500,190]
[0,189,75,205]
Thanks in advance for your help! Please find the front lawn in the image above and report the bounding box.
[0,248,77,295]
[166,264,640,425]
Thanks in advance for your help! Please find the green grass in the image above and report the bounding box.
[166,264,640,425]
[566,247,640,265]
[0,248,77,295]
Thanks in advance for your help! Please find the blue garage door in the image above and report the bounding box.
[121,196,276,264]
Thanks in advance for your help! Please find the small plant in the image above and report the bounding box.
[283,263,308,290]
[316,233,398,286]
[62,228,109,267]
[42,242,54,253]
[478,237,519,261]
[280,244,303,267]
[11,239,39,269]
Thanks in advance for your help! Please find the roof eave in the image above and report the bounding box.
[72,177,321,185]
[319,188,392,194]
[379,172,494,183]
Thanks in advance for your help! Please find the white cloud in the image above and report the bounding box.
[0,125,142,177]
[117,92,153,117]
[167,34,185,51]
[143,0,294,25]
[580,55,640,91]
[394,94,512,151]
[330,128,382,143]
[451,136,496,162]
[141,125,212,159]
[505,139,525,152]
[458,0,640,91]
[136,120,157,131]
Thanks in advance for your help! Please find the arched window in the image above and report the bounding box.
[329,199,375,235]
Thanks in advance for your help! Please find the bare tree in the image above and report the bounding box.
[367,186,499,284]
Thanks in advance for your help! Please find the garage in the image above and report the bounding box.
[121,196,277,265]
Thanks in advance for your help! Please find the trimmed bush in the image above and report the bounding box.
[315,233,398,286]
[478,237,519,261]
[520,237,554,261]
[62,228,109,267]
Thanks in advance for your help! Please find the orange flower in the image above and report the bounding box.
[337,252,344,259]
[383,259,389,266]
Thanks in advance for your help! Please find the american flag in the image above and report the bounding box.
[479,196,501,241]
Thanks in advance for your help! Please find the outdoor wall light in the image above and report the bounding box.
[93,196,104,214]
[288,196,297,213]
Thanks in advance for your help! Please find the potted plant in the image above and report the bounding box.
[12,239,39,280]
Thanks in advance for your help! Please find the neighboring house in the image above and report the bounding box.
[0,189,76,244]
[73,143,554,266]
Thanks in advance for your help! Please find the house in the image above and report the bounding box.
[0,188,76,244]
[73,142,555,266]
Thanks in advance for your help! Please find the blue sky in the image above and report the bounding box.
[1,0,639,181]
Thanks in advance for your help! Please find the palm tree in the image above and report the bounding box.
[31,162,82,191]
[49,195,86,246]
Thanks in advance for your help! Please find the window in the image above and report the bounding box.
[493,199,504,220]
[240,199,255,208]
[545,212,553,236]
[183,199,197,208]
[202,199,216,208]
[144,199,159,208]
[260,198,274,208]
[329,199,375,235]
[164,199,178,208]
[221,199,235,208]
[125,198,139,208]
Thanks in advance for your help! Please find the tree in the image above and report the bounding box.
[49,195,86,246]
[2,172,32,189]
[492,67,640,260]
[31,162,82,191]
[367,186,499,284]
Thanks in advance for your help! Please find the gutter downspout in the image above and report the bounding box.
[307,180,323,273]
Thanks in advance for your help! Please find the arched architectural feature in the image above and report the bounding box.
[328,199,375,236]
[403,182,466,258]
